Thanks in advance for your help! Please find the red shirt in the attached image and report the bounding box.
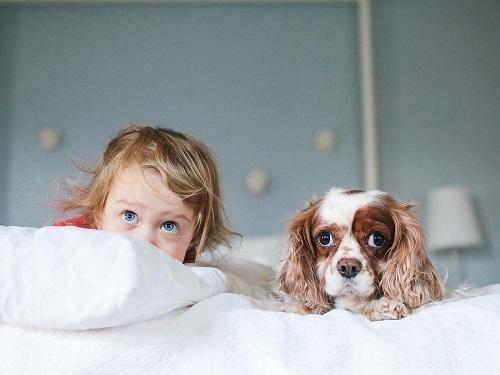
[52,216,93,229]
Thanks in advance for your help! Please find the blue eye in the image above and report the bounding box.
[161,221,178,233]
[122,210,138,224]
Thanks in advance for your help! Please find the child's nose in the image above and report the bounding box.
[133,226,158,248]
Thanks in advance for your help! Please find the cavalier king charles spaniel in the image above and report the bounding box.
[276,188,444,320]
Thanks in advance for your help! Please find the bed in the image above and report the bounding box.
[1,225,499,374]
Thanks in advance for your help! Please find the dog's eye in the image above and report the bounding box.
[368,232,385,248]
[317,231,334,247]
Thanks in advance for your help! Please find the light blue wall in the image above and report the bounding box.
[1,3,361,236]
[374,0,500,287]
[0,9,15,224]
[0,1,498,286]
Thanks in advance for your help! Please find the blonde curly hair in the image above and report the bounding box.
[57,124,235,262]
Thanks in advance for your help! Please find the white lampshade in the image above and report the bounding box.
[426,186,482,251]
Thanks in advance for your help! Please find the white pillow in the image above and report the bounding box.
[0,225,229,330]
[197,234,288,302]
[204,234,288,268]
[235,234,288,267]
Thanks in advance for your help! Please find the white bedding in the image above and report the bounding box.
[1,287,500,374]
[0,225,234,330]
[1,226,500,374]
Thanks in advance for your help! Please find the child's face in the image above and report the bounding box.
[98,165,196,262]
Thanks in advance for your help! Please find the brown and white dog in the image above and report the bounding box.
[276,188,444,320]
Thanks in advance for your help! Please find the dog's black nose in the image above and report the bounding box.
[337,258,362,279]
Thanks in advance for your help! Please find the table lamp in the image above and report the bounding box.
[426,185,482,284]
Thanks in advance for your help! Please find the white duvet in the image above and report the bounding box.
[0,225,232,330]
[1,226,500,374]
[2,288,500,374]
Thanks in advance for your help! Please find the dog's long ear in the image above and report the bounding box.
[379,201,444,309]
[276,200,331,313]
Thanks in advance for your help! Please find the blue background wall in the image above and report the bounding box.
[0,0,498,286]
[374,0,500,287]
[0,3,361,234]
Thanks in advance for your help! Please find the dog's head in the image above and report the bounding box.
[276,188,444,313]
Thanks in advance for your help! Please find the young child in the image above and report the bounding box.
[53,124,234,263]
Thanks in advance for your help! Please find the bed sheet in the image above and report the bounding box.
[2,285,500,375]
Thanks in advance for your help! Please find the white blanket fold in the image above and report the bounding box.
[0,225,229,330]
[1,290,500,375]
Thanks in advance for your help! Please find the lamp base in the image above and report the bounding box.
[448,248,461,286]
